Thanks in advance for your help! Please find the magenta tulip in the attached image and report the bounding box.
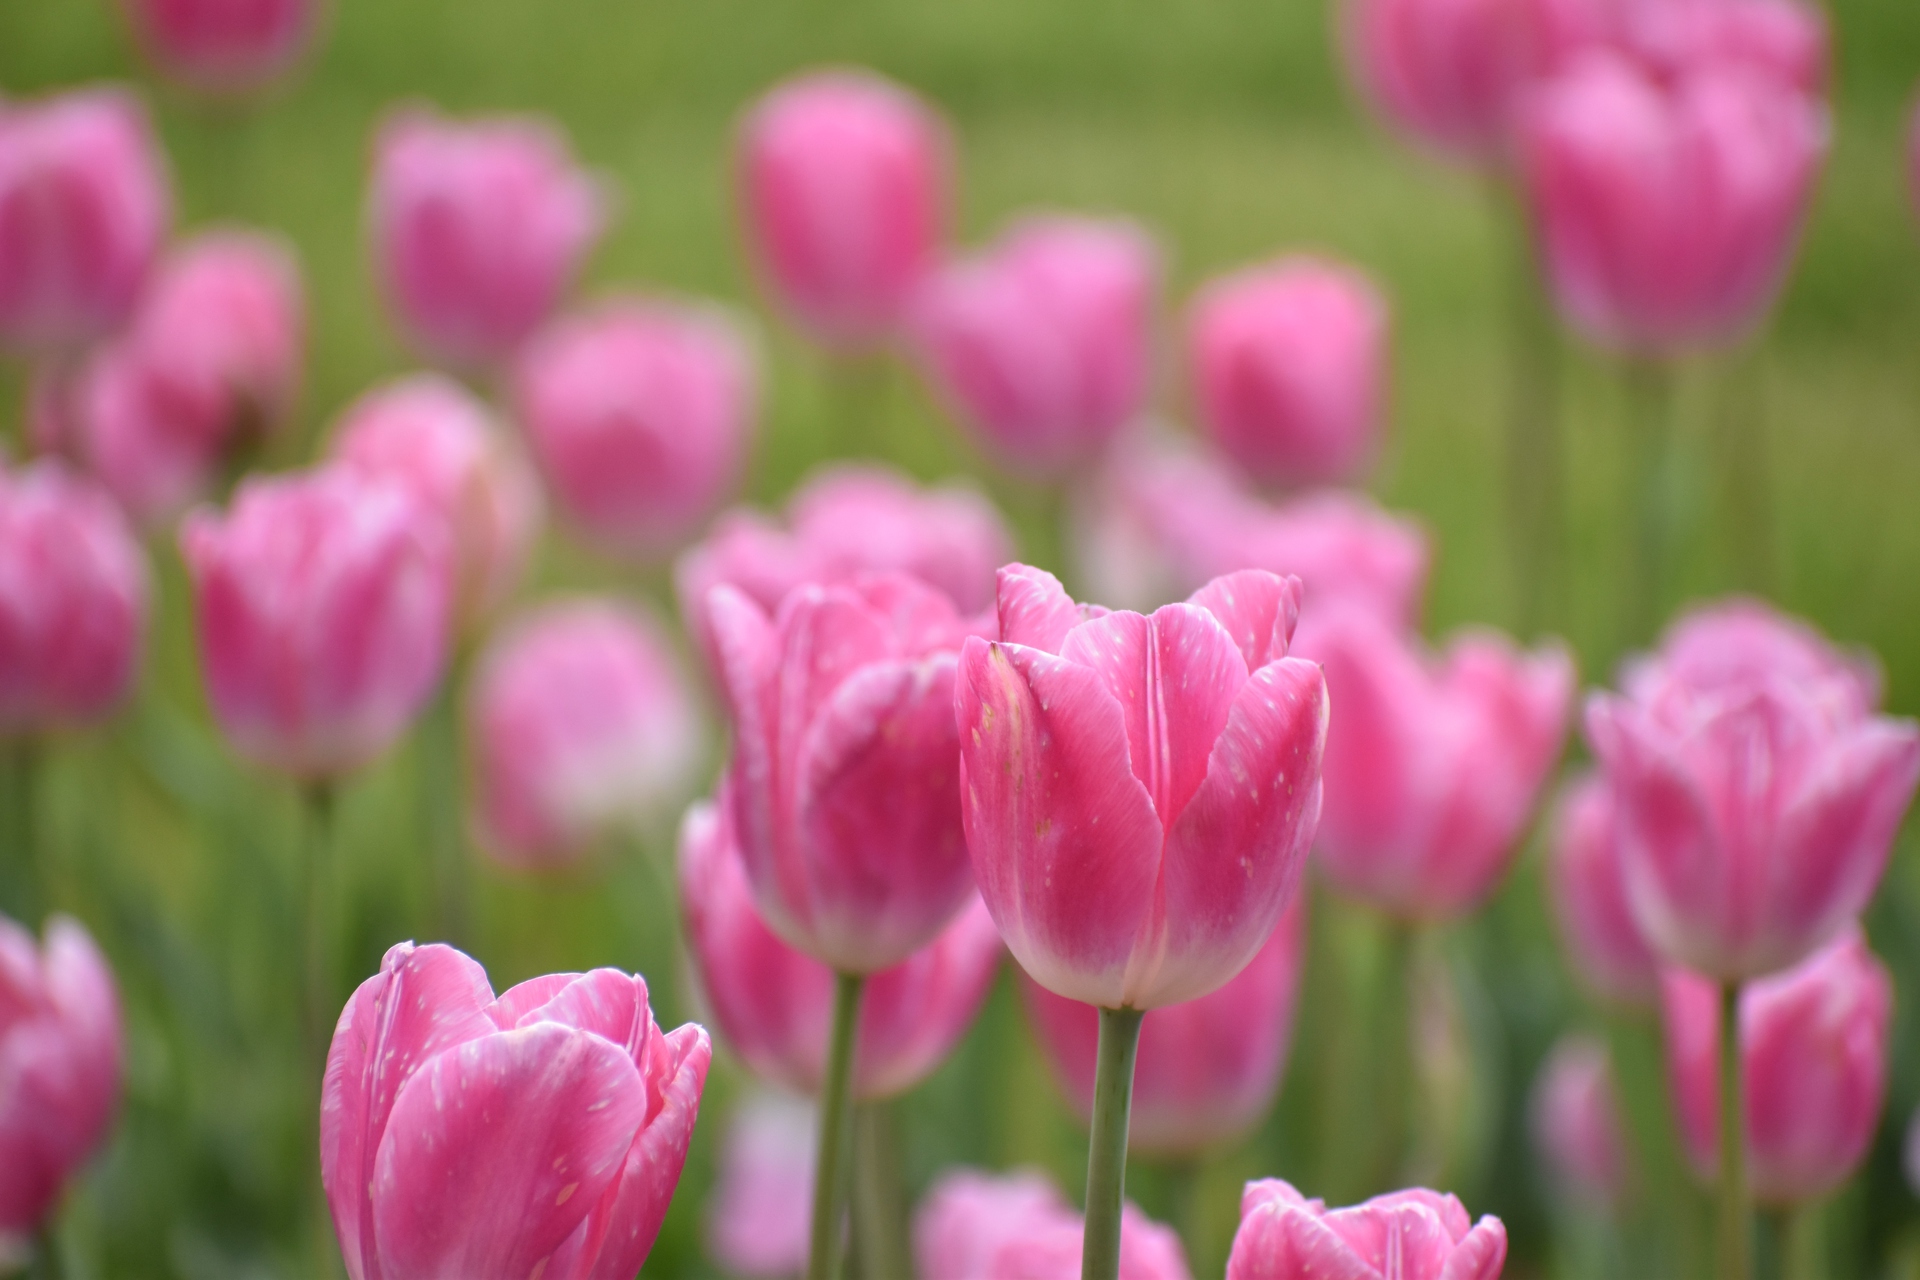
[1547,772,1661,1005]
[705,1090,816,1279]
[738,69,949,350]
[913,216,1158,475]
[120,0,319,96]
[180,466,454,778]
[915,1169,1192,1280]
[0,461,148,733]
[321,941,711,1280]
[1226,1179,1508,1279]
[1530,1034,1628,1208]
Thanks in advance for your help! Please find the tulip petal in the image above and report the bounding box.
[1226,1200,1376,1280]
[489,973,579,1029]
[1439,1218,1510,1280]
[509,969,651,1061]
[1188,570,1302,670]
[996,563,1085,654]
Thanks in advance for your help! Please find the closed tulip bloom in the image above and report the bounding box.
[1662,930,1892,1205]
[738,70,949,349]
[180,466,454,778]
[469,602,702,868]
[705,1090,816,1279]
[915,1168,1192,1280]
[679,799,1002,1098]
[1226,1179,1508,1280]
[0,914,123,1248]
[1189,256,1389,489]
[1296,605,1574,920]
[1619,0,1827,96]
[0,461,148,733]
[370,107,603,368]
[957,564,1328,1010]
[321,941,711,1280]
[515,298,755,558]
[121,0,319,96]
[1547,772,1661,1005]
[0,89,170,353]
[914,216,1158,475]
[1530,1034,1629,1207]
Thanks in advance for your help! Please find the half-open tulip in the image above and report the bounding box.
[706,1090,816,1279]
[121,0,319,96]
[1226,1179,1508,1279]
[321,941,711,1280]
[1547,772,1661,1005]
[915,1168,1192,1280]
[1530,1034,1628,1208]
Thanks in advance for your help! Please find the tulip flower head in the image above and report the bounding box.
[1226,1179,1508,1279]
[705,1090,816,1279]
[1530,1034,1629,1208]
[915,1168,1192,1280]
[1617,0,1827,96]
[1547,772,1662,1005]
[121,0,320,96]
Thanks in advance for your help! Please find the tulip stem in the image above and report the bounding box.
[1717,981,1751,1280]
[422,678,470,949]
[1,737,43,923]
[1083,1005,1145,1280]
[1712,348,1776,595]
[300,783,336,1075]
[852,1100,911,1280]
[807,971,865,1280]
[1491,174,1564,637]
[31,1227,63,1280]
[1782,1202,1823,1280]
[1623,359,1677,650]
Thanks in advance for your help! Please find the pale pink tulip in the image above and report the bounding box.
[1547,772,1661,1005]
[1226,1179,1508,1279]
[915,1168,1192,1280]
[1530,1034,1628,1207]
[957,565,1328,1010]
[705,1090,815,1279]
[1620,596,1881,717]
[121,0,319,96]
[321,941,710,1280]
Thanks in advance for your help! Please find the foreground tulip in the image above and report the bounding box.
[321,941,710,1280]
[1530,1034,1629,1208]
[1547,772,1660,1006]
[915,1168,1192,1280]
[120,0,320,96]
[706,1090,817,1279]
[1226,1179,1508,1279]
[738,70,949,350]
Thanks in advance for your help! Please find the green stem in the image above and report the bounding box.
[1782,1201,1821,1280]
[1491,175,1564,637]
[300,783,336,1075]
[2,737,43,923]
[1375,919,1417,1193]
[807,972,865,1280]
[851,1100,911,1280]
[1713,350,1776,595]
[1167,1157,1209,1277]
[30,1227,63,1280]
[422,679,469,949]
[1082,1006,1145,1280]
[1623,360,1677,650]
[1718,982,1751,1280]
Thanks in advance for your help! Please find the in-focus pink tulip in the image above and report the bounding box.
[513,297,755,558]
[915,1168,1192,1280]
[321,941,711,1280]
[0,914,123,1248]
[180,466,454,778]
[1022,899,1304,1157]
[1226,1179,1508,1279]
[705,1090,816,1279]
[679,799,1001,1098]
[738,69,949,350]
[1517,53,1827,354]
[706,572,987,974]
[1189,256,1389,489]
[1530,1034,1628,1208]
[913,216,1158,475]
[1662,929,1891,1205]
[370,107,603,368]
[1617,0,1827,96]
[332,373,541,624]
[121,0,319,96]
[0,89,170,353]
[468,601,703,868]
[1295,605,1574,920]
[1547,772,1661,1005]
[957,565,1328,1010]
[0,461,148,733]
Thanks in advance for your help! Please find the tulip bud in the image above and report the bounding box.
[1226,1179,1508,1279]
[1547,772,1661,1005]
[915,1168,1192,1280]
[0,461,149,733]
[120,0,320,96]
[513,297,755,558]
[705,1090,816,1279]
[322,941,711,1279]
[180,466,454,779]
[1530,1034,1629,1208]
[738,69,949,350]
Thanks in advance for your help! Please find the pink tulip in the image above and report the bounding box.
[1530,1034,1628,1207]
[512,297,755,558]
[332,373,542,624]
[915,1168,1192,1280]
[1662,929,1891,1205]
[705,1090,816,1279]
[1226,1179,1508,1279]
[1617,0,1827,96]
[1189,256,1389,489]
[705,572,987,974]
[1294,605,1573,920]
[321,941,711,1280]
[956,564,1328,1009]
[0,461,148,733]
[0,914,123,1247]
[0,89,170,353]
[1022,899,1304,1157]
[369,107,603,368]
[738,69,949,350]
[913,216,1158,475]
[121,0,319,96]
[1620,596,1881,717]
[1517,53,1827,354]
[1547,772,1661,1005]
[179,466,454,778]
[468,601,703,868]
[679,799,1001,1098]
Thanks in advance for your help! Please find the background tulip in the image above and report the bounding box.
[914,1168,1192,1280]
[705,1090,816,1279]
[1617,0,1827,95]
[1226,1179,1508,1279]
[1530,1034,1628,1208]
[1547,772,1661,1005]
[1620,596,1881,716]
[120,0,319,96]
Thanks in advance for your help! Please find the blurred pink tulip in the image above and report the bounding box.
[0,914,123,1248]
[370,107,603,367]
[1547,772,1661,1005]
[1189,256,1389,489]
[1226,1179,1508,1279]
[705,1090,815,1279]
[913,215,1158,475]
[321,941,710,1280]
[738,69,949,350]
[1295,605,1573,920]
[121,0,319,96]
[0,461,148,733]
[0,89,170,353]
[915,1168,1192,1280]
[957,565,1327,1010]
[513,297,755,558]
[468,601,703,868]
[706,572,986,974]
[1662,930,1891,1205]
[1617,0,1827,95]
[179,466,454,779]
[1530,1034,1628,1208]
[332,373,541,624]
[1517,53,1827,354]
[679,799,1002,1098]
[1022,899,1304,1157]
[1620,596,1881,717]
